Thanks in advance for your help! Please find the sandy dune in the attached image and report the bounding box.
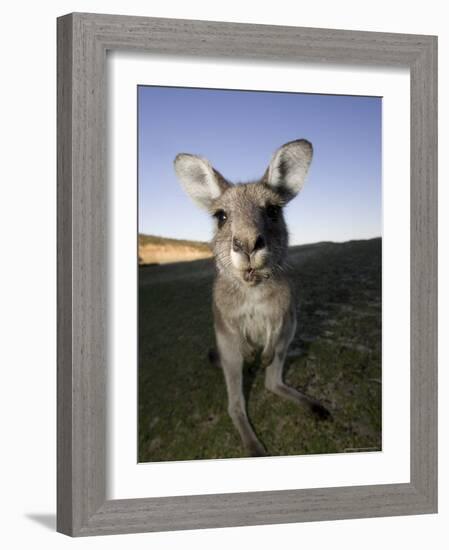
[138,235,212,265]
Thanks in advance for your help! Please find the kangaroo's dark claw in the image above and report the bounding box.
[310,402,332,421]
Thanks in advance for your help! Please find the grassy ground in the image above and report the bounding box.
[138,238,382,462]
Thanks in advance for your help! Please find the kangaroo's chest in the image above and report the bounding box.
[213,276,293,355]
[236,292,278,348]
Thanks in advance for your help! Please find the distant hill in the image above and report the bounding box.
[138,234,212,265]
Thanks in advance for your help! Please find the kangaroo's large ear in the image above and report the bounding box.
[174,154,230,210]
[265,139,313,201]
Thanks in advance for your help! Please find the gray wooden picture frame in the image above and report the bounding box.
[57,12,438,537]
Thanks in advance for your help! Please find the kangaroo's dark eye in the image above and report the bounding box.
[266,204,281,220]
[214,209,228,228]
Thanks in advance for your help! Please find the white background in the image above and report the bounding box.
[0,1,445,549]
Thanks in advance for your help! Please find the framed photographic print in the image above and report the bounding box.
[57,12,437,536]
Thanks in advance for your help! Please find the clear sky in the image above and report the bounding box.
[138,86,381,245]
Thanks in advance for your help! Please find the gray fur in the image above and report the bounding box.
[174,139,329,456]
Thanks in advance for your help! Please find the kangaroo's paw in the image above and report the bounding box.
[310,401,332,421]
[246,440,267,457]
[208,348,221,368]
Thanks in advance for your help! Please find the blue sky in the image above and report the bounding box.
[138,86,381,245]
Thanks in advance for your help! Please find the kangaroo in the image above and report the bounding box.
[174,139,330,457]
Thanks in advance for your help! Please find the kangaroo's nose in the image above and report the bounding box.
[232,235,266,254]
[232,237,245,253]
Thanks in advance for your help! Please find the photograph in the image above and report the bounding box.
[138,85,382,462]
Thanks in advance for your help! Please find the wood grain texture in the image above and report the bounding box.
[410,37,438,508]
[57,13,74,536]
[57,12,438,537]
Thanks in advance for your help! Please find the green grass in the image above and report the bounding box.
[138,238,382,462]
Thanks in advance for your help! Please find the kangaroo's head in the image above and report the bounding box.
[174,139,313,286]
